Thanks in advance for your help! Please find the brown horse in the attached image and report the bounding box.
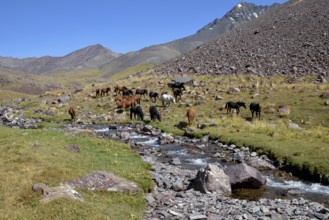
[187,108,196,127]
[116,95,141,109]
[68,107,76,121]
[101,87,111,96]
[114,85,128,95]
[116,98,136,109]
[96,89,101,97]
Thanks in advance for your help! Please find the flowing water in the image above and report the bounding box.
[94,125,329,207]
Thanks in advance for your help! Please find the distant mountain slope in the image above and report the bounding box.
[101,2,279,77]
[155,0,329,77]
[0,44,121,74]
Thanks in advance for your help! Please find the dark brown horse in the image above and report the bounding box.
[250,102,261,119]
[114,85,128,95]
[130,105,144,121]
[225,101,246,115]
[101,87,111,96]
[96,89,101,97]
[173,88,183,102]
[68,107,76,121]
[135,89,148,97]
[149,106,161,122]
[149,91,159,103]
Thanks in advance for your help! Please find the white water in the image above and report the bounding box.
[138,137,159,146]
[187,158,208,167]
[95,128,109,132]
[267,176,329,195]
[167,149,188,156]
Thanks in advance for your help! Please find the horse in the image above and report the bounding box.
[116,97,137,109]
[101,87,111,96]
[250,102,261,119]
[187,108,196,127]
[68,107,76,121]
[130,105,144,121]
[149,91,159,103]
[114,85,128,95]
[122,89,134,97]
[168,81,186,91]
[225,101,246,115]
[161,94,176,106]
[149,106,161,122]
[129,94,141,105]
[135,89,148,97]
[95,89,101,97]
[173,88,183,101]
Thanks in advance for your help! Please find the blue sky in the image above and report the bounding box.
[1,0,287,58]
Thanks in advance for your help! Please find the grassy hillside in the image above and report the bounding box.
[0,126,152,219]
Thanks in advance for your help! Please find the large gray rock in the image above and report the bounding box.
[187,164,231,196]
[65,171,140,194]
[58,95,70,103]
[278,105,291,117]
[158,132,175,144]
[224,163,267,189]
[32,183,83,203]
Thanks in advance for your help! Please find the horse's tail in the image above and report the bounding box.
[225,102,228,109]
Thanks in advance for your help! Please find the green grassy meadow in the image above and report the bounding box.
[0,126,152,219]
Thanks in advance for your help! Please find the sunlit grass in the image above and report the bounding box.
[0,126,152,219]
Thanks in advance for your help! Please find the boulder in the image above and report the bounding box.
[187,164,232,196]
[224,163,267,189]
[288,122,302,130]
[32,183,83,203]
[58,95,70,103]
[320,92,329,99]
[246,157,276,170]
[227,87,240,94]
[278,105,291,117]
[158,132,175,144]
[65,171,140,194]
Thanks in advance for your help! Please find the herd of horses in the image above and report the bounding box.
[68,82,262,126]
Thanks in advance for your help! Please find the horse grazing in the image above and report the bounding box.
[161,94,176,106]
[250,102,261,119]
[187,108,196,127]
[130,105,144,121]
[68,107,76,121]
[135,89,148,97]
[173,88,183,101]
[225,101,246,115]
[149,91,159,103]
[149,106,161,122]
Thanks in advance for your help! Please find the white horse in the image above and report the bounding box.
[161,94,176,106]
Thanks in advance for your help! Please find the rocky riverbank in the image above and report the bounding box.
[122,124,328,220]
[94,122,329,219]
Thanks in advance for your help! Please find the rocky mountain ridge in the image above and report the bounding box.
[0,44,121,74]
[101,2,278,77]
[154,0,328,78]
